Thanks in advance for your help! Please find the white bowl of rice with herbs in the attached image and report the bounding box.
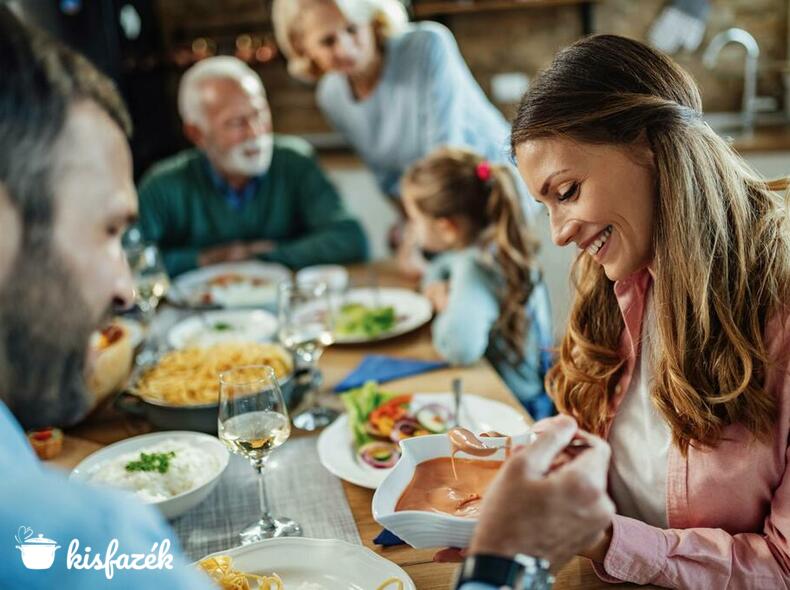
[70,431,229,519]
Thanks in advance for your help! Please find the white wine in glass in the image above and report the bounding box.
[279,324,335,360]
[127,243,169,321]
[135,273,170,314]
[218,365,302,543]
[277,281,337,431]
[219,410,290,462]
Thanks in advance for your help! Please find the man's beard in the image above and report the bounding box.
[0,239,108,429]
[212,134,273,177]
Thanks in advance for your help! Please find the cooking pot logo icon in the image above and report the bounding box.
[15,526,61,570]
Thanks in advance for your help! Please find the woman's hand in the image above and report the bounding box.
[424,281,450,312]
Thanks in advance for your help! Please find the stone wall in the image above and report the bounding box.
[593,0,787,111]
[153,0,790,133]
[448,0,788,113]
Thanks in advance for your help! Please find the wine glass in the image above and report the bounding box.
[218,364,302,543]
[126,242,170,322]
[277,281,337,431]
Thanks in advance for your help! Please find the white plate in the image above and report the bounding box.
[90,318,143,349]
[70,431,229,520]
[317,393,529,489]
[195,537,415,590]
[117,317,144,348]
[167,309,278,349]
[171,261,291,308]
[334,288,433,344]
[296,264,349,293]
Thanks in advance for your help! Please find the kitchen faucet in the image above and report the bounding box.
[703,28,760,134]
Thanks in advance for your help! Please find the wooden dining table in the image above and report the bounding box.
[49,261,650,590]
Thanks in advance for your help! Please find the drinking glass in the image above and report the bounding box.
[126,242,169,322]
[218,365,302,543]
[277,281,337,430]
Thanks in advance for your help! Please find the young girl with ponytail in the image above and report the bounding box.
[402,147,554,418]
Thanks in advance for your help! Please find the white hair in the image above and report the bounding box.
[272,0,408,82]
[177,56,265,126]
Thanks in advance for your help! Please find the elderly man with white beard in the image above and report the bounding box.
[137,56,368,276]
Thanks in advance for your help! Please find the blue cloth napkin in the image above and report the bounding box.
[373,529,405,547]
[334,355,448,393]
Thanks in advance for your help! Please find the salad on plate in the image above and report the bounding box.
[335,303,397,339]
[341,382,453,469]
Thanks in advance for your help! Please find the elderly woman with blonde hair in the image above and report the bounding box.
[272,0,538,274]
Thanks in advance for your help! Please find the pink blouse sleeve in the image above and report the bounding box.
[591,467,790,588]
[591,314,790,588]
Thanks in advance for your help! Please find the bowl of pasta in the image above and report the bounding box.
[115,342,307,433]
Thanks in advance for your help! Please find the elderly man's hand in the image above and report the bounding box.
[198,240,275,266]
[467,415,614,570]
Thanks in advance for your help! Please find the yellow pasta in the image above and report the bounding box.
[135,343,292,406]
[196,555,405,590]
[376,578,405,590]
[198,556,282,590]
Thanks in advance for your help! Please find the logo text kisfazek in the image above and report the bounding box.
[66,538,174,579]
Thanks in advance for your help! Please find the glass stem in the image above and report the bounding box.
[254,461,274,527]
[297,355,320,410]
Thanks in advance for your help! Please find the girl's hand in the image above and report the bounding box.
[424,281,450,312]
[396,222,427,280]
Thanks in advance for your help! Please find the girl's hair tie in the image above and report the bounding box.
[475,161,492,182]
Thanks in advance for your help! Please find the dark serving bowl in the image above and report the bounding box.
[114,367,311,434]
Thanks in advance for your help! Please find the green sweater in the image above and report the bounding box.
[137,136,368,276]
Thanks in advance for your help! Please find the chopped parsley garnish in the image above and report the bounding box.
[212,322,233,331]
[125,451,176,474]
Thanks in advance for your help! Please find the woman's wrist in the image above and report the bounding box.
[579,525,613,563]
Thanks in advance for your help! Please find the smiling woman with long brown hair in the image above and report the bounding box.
[512,35,790,587]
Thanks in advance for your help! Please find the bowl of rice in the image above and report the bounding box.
[70,431,229,519]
